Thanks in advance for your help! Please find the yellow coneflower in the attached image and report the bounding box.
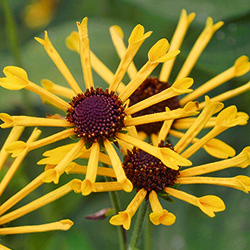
[0,18,198,197]
[66,9,250,138]
[106,98,249,229]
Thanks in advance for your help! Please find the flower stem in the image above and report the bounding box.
[1,0,22,67]
[129,199,149,250]
[144,205,152,250]
[104,175,127,250]
[1,0,34,115]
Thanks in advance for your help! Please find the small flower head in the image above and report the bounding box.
[123,142,179,192]
[66,87,125,144]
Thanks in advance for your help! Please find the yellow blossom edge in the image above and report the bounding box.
[0,219,74,235]
[177,176,250,193]
[165,187,225,217]
[109,189,147,230]
[179,146,250,177]
[149,191,176,226]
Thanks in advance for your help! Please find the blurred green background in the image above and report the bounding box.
[0,0,250,249]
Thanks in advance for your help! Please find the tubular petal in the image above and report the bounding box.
[0,219,74,234]
[177,176,249,193]
[179,147,250,177]
[0,180,76,225]
[180,56,250,105]
[81,142,100,195]
[0,114,73,128]
[110,212,131,230]
[174,96,224,154]
[35,31,82,94]
[124,102,199,126]
[77,18,94,89]
[176,18,223,81]
[116,133,191,170]
[159,9,196,82]
[109,24,152,92]
[43,139,85,184]
[198,81,250,109]
[0,66,29,89]
[149,210,176,226]
[93,182,123,192]
[110,25,138,79]
[0,128,41,196]
[149,190,176,225]
[41,79,75,99]
[0,126,24,171]
[109,188,147,230]
[104,139,132,192]
[165,187,225,217]
[0,174,45,216]
[125,77,193,115]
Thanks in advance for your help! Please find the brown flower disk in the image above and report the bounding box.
[123,142,180,192]
[66,87,125,143]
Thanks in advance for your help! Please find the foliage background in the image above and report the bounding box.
[0,0,250,249]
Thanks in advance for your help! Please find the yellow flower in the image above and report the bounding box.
[0,128,74,249]
[95,99,249,230]
[66,9,250,137]
[23,0,60,28]
[0,18,198,196]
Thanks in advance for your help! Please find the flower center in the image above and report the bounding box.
[66,87,125,144]
[129,76,180,135]
[123,142,180,192]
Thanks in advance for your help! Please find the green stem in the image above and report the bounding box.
[104,175,127,250]
[129,199,149,250]
[1,0,22,67]
[1,0,34,115]
[144,205,152,250]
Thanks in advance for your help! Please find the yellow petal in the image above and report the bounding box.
[148,39,180,63]
[0,66,29,90]
[165,187,225,217]
[81,179,93,196]
[109,212,131,230]
[198,195,225,217]
[179,147,250,177]
[5,141,28,157]
[110,25,137,80]
[35,31,82,94]
[203,138,236,159]
[0,180,76,225]
[128,24,152,44]
[159,9,196,82]
[0,126,24,171]
[66,31,79,52]
[93,182,123,192]
[104,139,133,192]
[109,24,152,92]
[216,106,249,127]
[177,176,249,193]
[234,55,250,76]
[149,210,176,226]
[176,17,223,80]
[77,17,94,89]
[0,219,74,234]
[235,176,250,192]
[125,77,193,115]
[41,79,75,99]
